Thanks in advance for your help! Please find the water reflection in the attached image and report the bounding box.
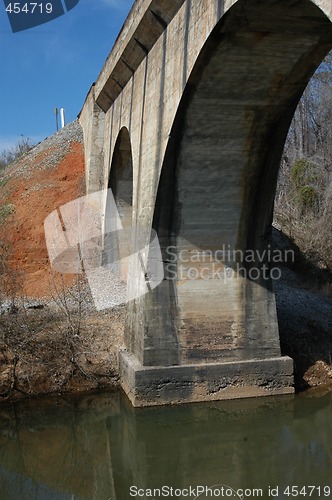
[0,390,331,499]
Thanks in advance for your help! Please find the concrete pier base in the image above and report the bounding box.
[119,351,294,407]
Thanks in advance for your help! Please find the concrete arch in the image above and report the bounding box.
[108,127,133,227]
[127,0,332,369]
[104,127,133,278]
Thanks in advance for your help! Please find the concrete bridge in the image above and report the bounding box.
[79,0,332,406]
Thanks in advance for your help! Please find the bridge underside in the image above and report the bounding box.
[81,0,332,406]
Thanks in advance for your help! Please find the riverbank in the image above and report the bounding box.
[273,228,332,390]
[0,277,125,401]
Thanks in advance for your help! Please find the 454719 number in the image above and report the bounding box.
[283,485,331,497]
[5,3,53,14]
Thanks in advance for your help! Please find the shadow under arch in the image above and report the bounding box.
[128,0,332,368]
[104,127,133,279]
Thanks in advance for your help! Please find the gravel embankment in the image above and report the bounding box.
[1,119,83,181]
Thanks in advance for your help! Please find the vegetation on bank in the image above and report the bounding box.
[0,259,123,400]
[274,52,332,272]
[0,136,34,172]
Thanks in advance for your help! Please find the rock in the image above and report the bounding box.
[303,361,332,387]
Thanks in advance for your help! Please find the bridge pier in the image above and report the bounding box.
[121,237,295,405]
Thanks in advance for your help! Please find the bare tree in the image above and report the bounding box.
[275,51,332,270]
[0,136,34,172]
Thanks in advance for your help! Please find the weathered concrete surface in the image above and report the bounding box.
[120,351,294,406]
[79,0,332,406]
[80,86,105,194]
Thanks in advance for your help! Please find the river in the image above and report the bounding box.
[0,389,331,499]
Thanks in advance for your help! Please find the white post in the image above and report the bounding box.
[60,108,66,129]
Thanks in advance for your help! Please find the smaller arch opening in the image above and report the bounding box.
[108,127,133,228]
[104,128,133,278]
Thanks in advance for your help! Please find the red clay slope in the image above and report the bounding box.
[0,120,85,298]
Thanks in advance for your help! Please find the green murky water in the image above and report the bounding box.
[0,390,331,500]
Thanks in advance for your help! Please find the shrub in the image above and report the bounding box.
[299,185,319,210]
[290,159,318,189]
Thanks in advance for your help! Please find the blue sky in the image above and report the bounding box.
[0,0,133,150]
